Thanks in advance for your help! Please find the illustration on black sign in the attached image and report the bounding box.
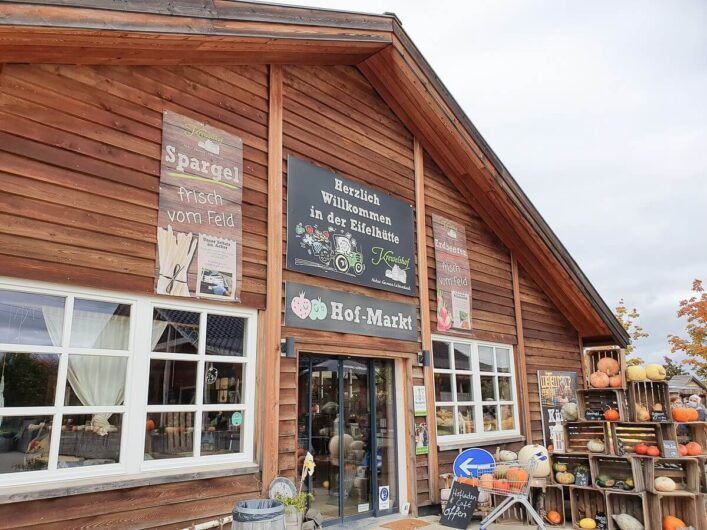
[286,156,415,296]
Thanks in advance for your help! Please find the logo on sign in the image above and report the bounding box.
[453,448,495,479]
[379,485,390,510]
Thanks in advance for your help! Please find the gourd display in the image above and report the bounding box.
[646,445,661,456]
[635,404,650,421]
[518,444,550,477]
[645,363,667,381]
[662,516,687,530]
[612,514,644,530]
[626,365,647,381]
[597,357,620,376]
[589,371,610,388]
[587,439,605,453]
[479,473,494,489]
[671,406,698,422]
[609,374,622,387]
[561,402,579,421]
[493,478,510,492]
[654,476,677,492]
[546,510,562,525]
[555,471,575,484]
[603,408,620,421]
[579,518,597,529]
[685,441,702,455]
[678,444,688,456]
[498,450,517,462]
[506,467,528,491]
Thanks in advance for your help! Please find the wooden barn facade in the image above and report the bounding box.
[0,2,629,528]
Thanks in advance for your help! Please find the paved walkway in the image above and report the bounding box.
[326,514,553,530]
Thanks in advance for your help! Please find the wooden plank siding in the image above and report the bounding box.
[278,64,421,481]
[0,63,268,309]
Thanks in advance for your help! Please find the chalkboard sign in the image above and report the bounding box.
[440,481,479,529]
[651,411,668,422]
[663,440,679,458]
[575,468,590,487]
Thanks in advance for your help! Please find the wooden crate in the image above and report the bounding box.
[589,455,644,492]
[577,388,628,422]
[569,486,606,530]
[584,346,626,389]
[605,490,652,530]
[564,421,610,454]
[530,485,565,526]
[612,422,673,456]
[550,453,592,486]
[491,493,527,524]
[648,494,699,529]
[675,421,707,456]
[628,381,671,422]
[699,493,707,530]
[643,457,701,494]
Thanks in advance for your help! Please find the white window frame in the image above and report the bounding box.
[0,277,257,487]
[432,335,520,444]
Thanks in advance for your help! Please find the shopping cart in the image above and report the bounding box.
[478,460,546,530]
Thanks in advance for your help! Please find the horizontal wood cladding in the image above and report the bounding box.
[519,265,582,442]
[278,65,419,474]
[0,472,260,530]
[0,63,268,308]
[424,153,517,346]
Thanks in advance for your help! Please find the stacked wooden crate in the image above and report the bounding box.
[549,346,707,530]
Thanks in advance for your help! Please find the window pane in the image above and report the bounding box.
[58,414,121,466]
[483,405,498,432]
[455,374,473,402]
[453,343,471,371]
[70,300,130,350]
[432,341,450,369]
[201,410,243,455]
[148,360,197,405]
[496,348,511,373]
[0,415,52,473]
[479,346,494,371]
[65,356,127,406]
[435,406,454,436]
[458,405,475,435]
[152,309,199,354]
[204,362,244,404]
[206,315,245,356]
[498,376,513,401]
[480,376,496,401]
[0,290,65,346]
[434,373,452,402]
[144,412,194,460]
[501,405,515,431]
[0,352,58,407]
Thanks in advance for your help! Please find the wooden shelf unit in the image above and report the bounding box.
[611,421,674,456]
[648,493,699,529]
[564,421,610,454]
[530,484,565,527]
[569,485,606,530]
[588,454,644,492]
[641,456,701,495]
[576,388,628,422]
[550,453,592,486]
[583,346,626,390]
[627,381,671,423]
[605,490,651,530]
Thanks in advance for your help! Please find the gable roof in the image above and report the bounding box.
[0,0,630,347]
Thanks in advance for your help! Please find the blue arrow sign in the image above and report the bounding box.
[453,448,495,479]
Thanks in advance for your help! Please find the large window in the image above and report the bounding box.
[0,280,256,486]
[432,337,519,443]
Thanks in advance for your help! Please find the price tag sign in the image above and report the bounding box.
[662,440,679,458]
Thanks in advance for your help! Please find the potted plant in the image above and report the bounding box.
[276,492,312,530]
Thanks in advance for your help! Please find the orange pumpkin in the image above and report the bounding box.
[494,479,510,493]
[609,374,622,388]
[688,407,699,421]
[646,445,661,457]
[590,371,610,388]
[663,515,687,530]
[546,510,562,525]
[479,473,494,489]
[603,408,620,421]
[597,356,620,376]
[686,441,702,456]
[671,407,691,422]
[146,419,155,431]
[678,444,688,456]
[506,467,529,491]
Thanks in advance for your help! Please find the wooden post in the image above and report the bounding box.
[511,253,532,443]
[414,139,439,503]
[261,64,283,493]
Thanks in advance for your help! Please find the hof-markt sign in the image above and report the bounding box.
[284,282,418,341]
[286,156,416,296]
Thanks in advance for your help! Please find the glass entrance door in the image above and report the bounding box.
[298,355,397,525]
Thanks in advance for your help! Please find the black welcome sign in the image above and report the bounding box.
[284,282,417,342]
[440,481,479,529]
[286,156,416,296]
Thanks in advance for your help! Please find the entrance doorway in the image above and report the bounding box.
[298,355,398,525]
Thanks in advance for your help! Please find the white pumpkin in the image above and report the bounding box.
[498,450,518,462]
[561,402,579,421]
[612,514,644,530]
[517,444,550,477]
[654,476,677,492]
[587,439,605,453]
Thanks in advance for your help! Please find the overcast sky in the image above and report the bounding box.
[287,0,706,366]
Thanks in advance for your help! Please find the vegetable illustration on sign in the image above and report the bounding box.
[291,292,312,320]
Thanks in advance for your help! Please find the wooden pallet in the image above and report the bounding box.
[583,346,626,390]
[589,455,644,492]
[569,485,606,530]
[612,421,673,456]
[674,421,707,456]
[530,484,565,527]
[550,453,592,486]
[564,421,610,454]
[605,490,652,530]
[628,381,671,422]
[642,456,701,495]
[648,493,699,529]
[577,388,628,422]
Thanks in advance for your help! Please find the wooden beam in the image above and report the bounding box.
[510,253,532,443]
[415,138,439,502]
[261,64,283,493]
[402,356,418,515]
